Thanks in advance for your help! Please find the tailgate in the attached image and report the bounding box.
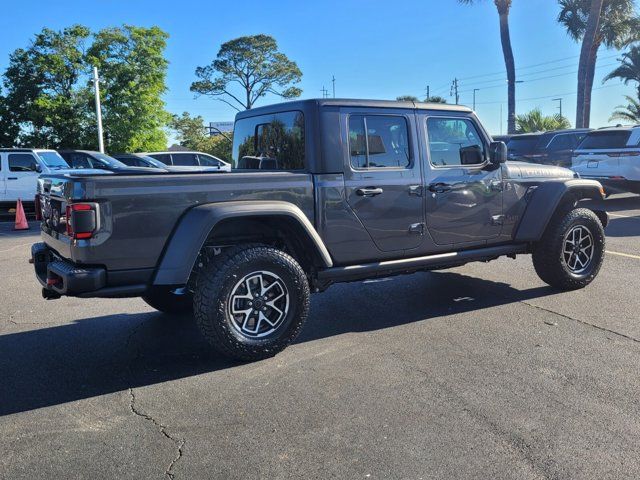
[572,151,620,177]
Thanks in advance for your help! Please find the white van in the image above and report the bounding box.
[0,149,70,208]
[571,126,640,194]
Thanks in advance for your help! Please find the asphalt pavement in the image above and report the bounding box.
[1,194,639,479]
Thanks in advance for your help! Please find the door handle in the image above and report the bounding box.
[427,183,452,193]
[7,177,18,180]
[356,187,384,197]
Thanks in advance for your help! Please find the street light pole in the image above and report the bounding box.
[473,88,480,111]
[552,98,563,119]
[92,67,104,153]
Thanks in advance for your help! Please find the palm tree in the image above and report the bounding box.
[515,108,571,133]
[558,0,640,127]
[609,95,640,123]
[603,45,640,98]
[458,1,516,134]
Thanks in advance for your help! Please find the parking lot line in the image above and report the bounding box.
[606,250,640,260]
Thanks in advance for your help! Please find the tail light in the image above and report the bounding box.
[65,203,97,239]
[34,194,42,221]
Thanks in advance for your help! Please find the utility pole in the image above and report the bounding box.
[552,98,563,119]
[320,86,329,98]
[426,85,430,101]
[473,88,480,111]
[92,66,104,153]
[500,104,503,135]
[450,78,459,105]
[332,76,336,98]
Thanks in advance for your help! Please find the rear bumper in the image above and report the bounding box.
[32,242,148,298]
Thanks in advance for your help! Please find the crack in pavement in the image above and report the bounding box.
[128,387,185,479]
[124,320,186,479]
[520,300,640,345]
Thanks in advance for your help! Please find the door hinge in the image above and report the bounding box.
[491,215,505,226]
[409,223,425,235]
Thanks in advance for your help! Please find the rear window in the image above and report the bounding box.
[172,153,199,166]
[232,111,305,170]
[578,131,632,150]
[507,136,541,153]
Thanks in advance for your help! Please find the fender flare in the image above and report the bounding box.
[514,179,605,242]
[152,201,333,286]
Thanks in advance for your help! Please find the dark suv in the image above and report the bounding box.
[507,129,591,167]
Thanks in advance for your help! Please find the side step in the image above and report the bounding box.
[317,244,528,284]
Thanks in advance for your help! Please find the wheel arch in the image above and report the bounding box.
[514,179,605,242]
[152,201,333,286]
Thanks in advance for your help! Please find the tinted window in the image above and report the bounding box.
[578,131,632,149]
[67,152,92,169]
[547,134,573,151]
[508,136,541,154]
[150,154,172,165]
[349,115,410,169]
[172,153,199,166]
[427,117,485,166]
[115,156,138,166]
[233,111,305,170]
[197,154,222,167]
[9,153,38,172]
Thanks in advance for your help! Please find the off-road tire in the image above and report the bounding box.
[142,287,193,314]
[193,244,310,361]
[532,207,605,290]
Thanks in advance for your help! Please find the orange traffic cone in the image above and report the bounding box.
[14,199,29,231]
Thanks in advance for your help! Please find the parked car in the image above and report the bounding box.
[143,151,231,172]
[58,150,168,174]
[492,135,512,144]
[112,153,226,173]
[571,126,640,194]
[33,99,607,362]
[0,149,72,214]
[507,129,591,167]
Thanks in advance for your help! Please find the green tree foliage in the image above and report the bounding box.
[425,95,448,104]
[191,34,302,111]
[396,95,419,102]
[515,108,571,133]
[609,94,640,122]
[169,111,232,161]
[87,25,170,152]
[458,1,517,133]
[0,24,170,150]
[558,0,640,127]
[603,44,640,97]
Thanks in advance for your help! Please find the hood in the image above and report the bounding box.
[503,161,576,180]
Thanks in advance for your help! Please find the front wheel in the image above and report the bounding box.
[193,245,310,361]
[532,207,605,290]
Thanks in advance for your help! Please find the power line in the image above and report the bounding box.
[473,82,624,106]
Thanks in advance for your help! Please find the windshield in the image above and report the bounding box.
[37,151,69,169]
[141,156,167,168]
[577,131,632,150]
[92,152,128,168]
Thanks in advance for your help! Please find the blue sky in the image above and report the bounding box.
[0,0,635,135]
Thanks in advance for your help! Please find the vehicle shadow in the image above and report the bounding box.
[0,271,555,417]
[604,216,640,238]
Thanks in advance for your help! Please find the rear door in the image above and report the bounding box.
[342,110,424,252]
[422,115,503,245]
[171,153,199,166]
[6,152,40,201]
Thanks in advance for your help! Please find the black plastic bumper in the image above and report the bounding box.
[32,242,106,296]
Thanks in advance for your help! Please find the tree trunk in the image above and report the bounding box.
[583,45,599,127]
[576,0,603,128]
[498,9,517,134]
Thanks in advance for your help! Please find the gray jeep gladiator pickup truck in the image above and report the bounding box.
[32,99,608,361]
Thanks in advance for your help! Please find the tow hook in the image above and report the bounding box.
[42,288,61,300]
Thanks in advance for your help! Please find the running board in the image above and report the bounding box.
[317,244,528,284]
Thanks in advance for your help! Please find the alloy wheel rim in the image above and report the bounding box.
[562,225,594,274]
[228,271,290,338]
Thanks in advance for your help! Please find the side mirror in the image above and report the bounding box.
[33,163,42,173]
[489,141,507,165]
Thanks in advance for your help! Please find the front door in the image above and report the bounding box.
[423,116,503,245]
[5,153,40,201]
[343,112,424,252]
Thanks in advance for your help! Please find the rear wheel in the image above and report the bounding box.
[194,245,310,361]
[143,287,193,314]
[532,208,605,290]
